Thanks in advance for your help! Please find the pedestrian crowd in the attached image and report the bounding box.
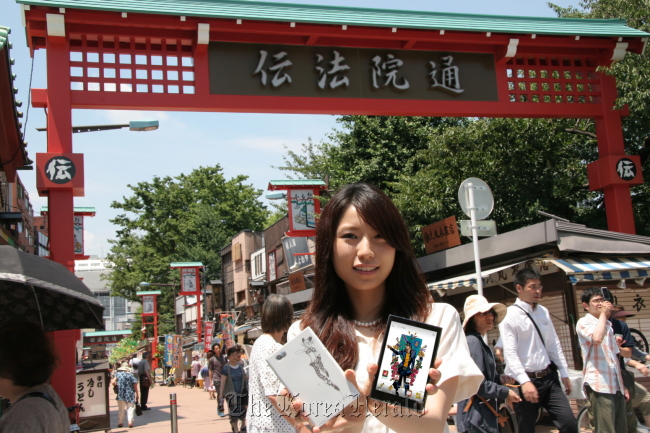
[107,184,650,433]
[5,182,650,433]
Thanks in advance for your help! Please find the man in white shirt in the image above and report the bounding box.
[499,268,577,433]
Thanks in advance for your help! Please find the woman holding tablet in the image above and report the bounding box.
[285,183,483,433]
[456,295,521,433]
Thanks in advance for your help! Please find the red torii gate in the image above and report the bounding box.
[17,0,649,404]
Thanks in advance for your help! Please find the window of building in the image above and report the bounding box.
[245,259,251,273]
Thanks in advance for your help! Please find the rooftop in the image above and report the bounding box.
[16,0,650,38]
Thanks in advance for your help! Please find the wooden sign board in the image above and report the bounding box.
[422,216,461,255]
[289,271,307,293]
[75,369,110,432]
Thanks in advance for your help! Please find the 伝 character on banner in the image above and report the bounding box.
[253,50,293,87]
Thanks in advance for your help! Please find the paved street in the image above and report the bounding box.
[108,383,233,433]
[106,382,564,433]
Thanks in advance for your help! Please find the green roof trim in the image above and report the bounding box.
[135,290,162,296]
[0,26,9,52]
[84,330,132,337]
[15,0,650,38]
[269,180,326,186]
[170,262,204,268]
[41,206,97,212]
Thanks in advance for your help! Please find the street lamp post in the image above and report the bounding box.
[36,120,159,133]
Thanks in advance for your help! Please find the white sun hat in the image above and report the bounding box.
[462,294,507,329]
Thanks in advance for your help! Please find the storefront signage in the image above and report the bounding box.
[282,236,314,272]
[204,321,215,352]
[83,333,128,346]
[422,216,461,255]
[74,216,83,254]
[164,335,174,367]
[210,43,498,101]
[268,251,277,281]
[289,271,307,293]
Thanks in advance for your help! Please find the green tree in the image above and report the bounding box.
[278,116,468,195]
[549,0,650,235]
[106,165,269,335]
[392,117,599,254]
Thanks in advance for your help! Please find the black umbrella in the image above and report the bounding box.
[0,245,104,331]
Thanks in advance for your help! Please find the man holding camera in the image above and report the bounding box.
[576,286,628,433]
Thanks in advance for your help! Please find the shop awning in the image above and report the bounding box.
[234,324,252,335]
[427,259,559,292]
[547,256,650,284]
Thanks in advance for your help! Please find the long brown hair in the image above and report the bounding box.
[301,183,431,370]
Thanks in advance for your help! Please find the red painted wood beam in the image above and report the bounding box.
[70,91,602,118]
[24,7,638,53]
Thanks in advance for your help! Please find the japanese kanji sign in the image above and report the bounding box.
[36,153,85,196]
[179,267,201,296]
[204,321,215,352]
[83,333,129,346]
[209,43,497,101]
[74,216,83,254]
[422,216,461,255]
[76,369,110,425]
[587,154,643,190]
[282,236,314,272]
[289,271,307,293]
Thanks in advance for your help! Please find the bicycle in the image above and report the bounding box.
[630,328,649,354]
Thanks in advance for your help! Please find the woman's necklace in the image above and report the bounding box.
[354,318,381,327]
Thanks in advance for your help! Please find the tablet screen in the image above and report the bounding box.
[372,315,441,408]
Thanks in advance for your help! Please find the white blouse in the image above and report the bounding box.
[287,303,483,433]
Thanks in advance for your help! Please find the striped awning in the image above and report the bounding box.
[427,259,559,292]
[548,256,650,284]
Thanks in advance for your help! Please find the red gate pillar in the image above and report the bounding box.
[590,72,639,235]
[45,27,78,407]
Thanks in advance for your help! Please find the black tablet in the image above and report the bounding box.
[369,315,442,413]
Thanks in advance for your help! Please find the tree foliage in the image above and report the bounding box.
[550,0,650,235]
[105,165,268,335]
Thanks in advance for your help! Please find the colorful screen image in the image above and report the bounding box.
[374,320,439,404]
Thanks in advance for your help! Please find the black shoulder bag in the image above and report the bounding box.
[513,305,558,373]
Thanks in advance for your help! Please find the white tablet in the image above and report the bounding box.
[266,326,359,427]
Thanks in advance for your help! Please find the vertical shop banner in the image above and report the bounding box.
[172,335,182,368]
[179,267,200,295]
[204,321,215,352]
[164,335,174,367]
[268,251,277,281]
[74,216,83,254]
[220,313,236,349]
[142,295,155,316]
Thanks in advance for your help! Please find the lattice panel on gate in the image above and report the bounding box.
[506,56,601,104]
[68,36,195,95]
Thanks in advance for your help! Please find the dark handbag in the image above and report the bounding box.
[135,400,143,416]
[621,368,636,399]
[113,384,119,394]
[141,374,151,388]
[464,395,518,433]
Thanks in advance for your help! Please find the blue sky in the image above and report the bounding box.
[3,0,576,257]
